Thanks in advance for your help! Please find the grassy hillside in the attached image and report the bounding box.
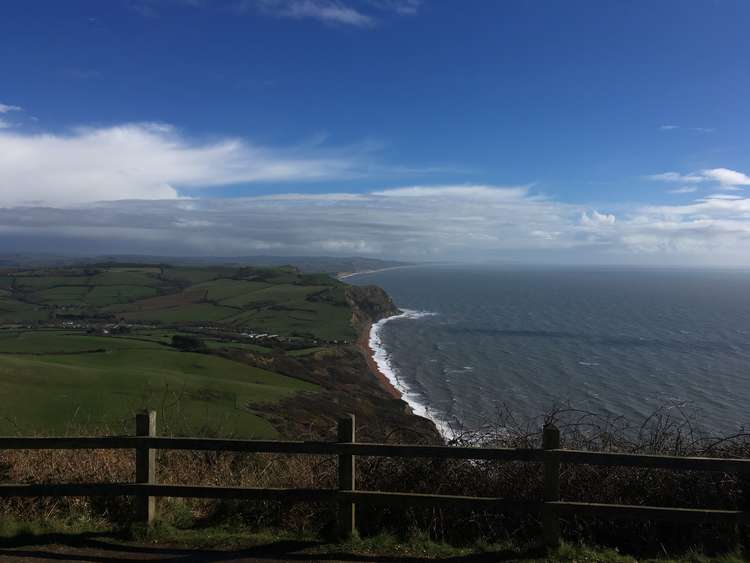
[0,330,316,437]
[0,263,362,437]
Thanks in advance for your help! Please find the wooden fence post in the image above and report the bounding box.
[542,423,560,548]
[738,469,750,550]
[135,410,157,525]
[337,414,356,539]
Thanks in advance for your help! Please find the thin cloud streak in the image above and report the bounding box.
[668,186,699,194]
[648,168,750,190]
[658,124,715,133]
[256,0,375,26]
[251,0,421,26]
[129,0,420,25]
[647,172,704,183]
[0,103,22,114]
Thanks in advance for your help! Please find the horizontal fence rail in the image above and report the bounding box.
[6,436,749,470]
[0,410,748,547]
[0,436,544,461]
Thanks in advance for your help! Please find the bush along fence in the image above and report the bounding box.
[0,411,749,547]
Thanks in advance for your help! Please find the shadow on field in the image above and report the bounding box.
[0,531,545,562]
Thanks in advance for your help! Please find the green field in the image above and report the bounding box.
[120,303,239,323]
[0,331,316,436]
[203,340,276,354]
[0,263,358,437]
[12,276,90,290]
[193,279,271,301]
[85,285,160,306]
[1,264,355,341]
[0,331,159,354]
[0,295,33,312]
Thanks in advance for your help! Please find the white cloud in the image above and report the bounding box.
[0,122,409,206]
[716,186,744,192]
[0,103,22,114]
[647,172,704,183]
[367,0,421,14]
[0,185,582,258]
[0,103,22,129]
[704,194,743,200]
[254,192,365,201]
[3,185,750,265]
[611,197,750,258]
[1,108,749,265]
[580,210,616,227]
[252,0,421,26]
[701,167,750,187]
[256,0,375,26]
[648,168,750,190]
[371,185,531,200]
[658,125,714,133]
[668,186,699,194]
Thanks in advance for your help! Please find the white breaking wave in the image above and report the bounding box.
[369,309,455,439]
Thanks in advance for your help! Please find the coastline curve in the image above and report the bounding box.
[368,309,453,439]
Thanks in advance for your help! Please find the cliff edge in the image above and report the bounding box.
[345,284,401,330]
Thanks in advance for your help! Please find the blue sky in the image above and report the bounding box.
[1,0,750,264]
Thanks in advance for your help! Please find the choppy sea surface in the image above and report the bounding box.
[349,265,750,436]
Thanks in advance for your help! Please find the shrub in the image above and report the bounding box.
[171,335,207,353]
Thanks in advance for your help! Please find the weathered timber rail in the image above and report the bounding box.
[1,411,749,546]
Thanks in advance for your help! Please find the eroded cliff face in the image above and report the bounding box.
[345,284,400,331]
[242,345,440,442]
[229,282,441,443]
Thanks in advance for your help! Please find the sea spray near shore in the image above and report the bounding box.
[369,309,454,438]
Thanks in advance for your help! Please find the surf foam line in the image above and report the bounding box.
[369,309,454,440]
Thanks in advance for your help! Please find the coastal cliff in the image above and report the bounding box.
[245,281,441,443]
[345,284,401,329]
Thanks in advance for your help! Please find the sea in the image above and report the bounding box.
[348,264,750,437]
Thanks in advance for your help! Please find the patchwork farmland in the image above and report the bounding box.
[0,264,362,437]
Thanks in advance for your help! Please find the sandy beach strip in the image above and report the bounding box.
[357,321,402,400]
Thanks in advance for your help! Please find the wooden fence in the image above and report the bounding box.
[1,410,749,547]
